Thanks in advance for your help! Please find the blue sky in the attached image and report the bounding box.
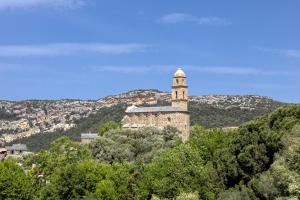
[0,0,299,102]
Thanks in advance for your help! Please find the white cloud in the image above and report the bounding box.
[158,13,231,25]
[93,66,152,73]
[91,65,291,76]
[0,0,85,10]
[1,64,295,77]
[258,47,300,58]
[92,65,172,74]
[185,66,294,76]
[188,66,262,75]
[284,49,300,58]
[0,43,149,57]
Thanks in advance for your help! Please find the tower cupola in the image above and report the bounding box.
[174,68,186,78]
[172,68,188,110]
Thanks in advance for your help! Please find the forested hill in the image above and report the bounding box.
[1,90,283,146]
[3,89,284,152]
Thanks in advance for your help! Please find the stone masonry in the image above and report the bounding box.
[122,68,190,141]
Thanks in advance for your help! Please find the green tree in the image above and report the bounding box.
[5,104,298,200]
[216,105,300,189]
[139,144,220,200]
[249,125,300,199]
[37,160,103,199]
[189,125,230,163]
[37,160,134,200]
[96,180,117,200]
[217,185,255,200]
[25,136,92,194]
[175,192,199,200]
[0,160,33,200]
[90,126,181,163]
[98,121,121,136]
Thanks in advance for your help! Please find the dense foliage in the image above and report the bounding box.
[214,105,300,199]
[1,105,299,200]
[188,101,282,127]
[90,126,181,163]
[22,137,135,199]
[98,121,121,136]
[0,160,33,200]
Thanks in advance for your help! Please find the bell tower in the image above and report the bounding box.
[172,68,188,111]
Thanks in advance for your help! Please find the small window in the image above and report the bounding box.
[176,79,179,84]
[183,91,185,99]
[168,117,171,122]
[175,91,178,99]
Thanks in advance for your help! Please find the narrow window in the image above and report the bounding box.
[183,91,185,99]
[168,117,171,122]
[176,79,179,84]
[175,91,178,99]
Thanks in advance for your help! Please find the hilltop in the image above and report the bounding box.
[0,89,284,148]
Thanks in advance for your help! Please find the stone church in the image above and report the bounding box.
[122,68,190,141]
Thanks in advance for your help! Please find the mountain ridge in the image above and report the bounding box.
[0,89,284,144]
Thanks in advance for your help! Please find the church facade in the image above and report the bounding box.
[122,68,190,141]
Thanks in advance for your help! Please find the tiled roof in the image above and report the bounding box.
[6,144,28,151]
[125,105,186,113]
[81,133,99,139]
[123,124,145,128]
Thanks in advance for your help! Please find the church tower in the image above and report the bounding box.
[172,68,188,111]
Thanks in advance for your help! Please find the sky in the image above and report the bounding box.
[0,0,299,103]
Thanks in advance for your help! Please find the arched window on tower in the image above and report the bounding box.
[175,91,178,99]
[183,91,185,99]
[176,79,179,84]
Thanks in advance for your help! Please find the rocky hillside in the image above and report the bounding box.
[0,89,284,144]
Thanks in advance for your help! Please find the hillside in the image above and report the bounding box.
[1,89,284,151]
[2,105,300,200]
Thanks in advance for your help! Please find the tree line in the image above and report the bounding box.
[1,105,300,199]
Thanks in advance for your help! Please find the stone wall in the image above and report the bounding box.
[81,138,95,145]
[171,100,188,111]
[122,111,190,141]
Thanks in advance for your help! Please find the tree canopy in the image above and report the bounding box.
[90,126,181,163]
[0,160,33,200]
[1,105,300,200]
